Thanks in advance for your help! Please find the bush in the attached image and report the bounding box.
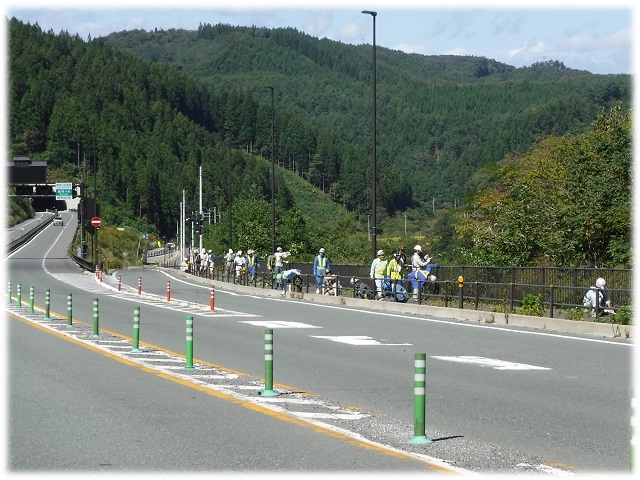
[612,307,632,325]
[564,308,586,321]
[517,293,544,316]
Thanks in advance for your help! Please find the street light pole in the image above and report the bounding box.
[362,10,377,259]
[269,86,276,255]
[228,139,232,249]
[199,165,203,254]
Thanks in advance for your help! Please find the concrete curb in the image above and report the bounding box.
[160,268,634,340]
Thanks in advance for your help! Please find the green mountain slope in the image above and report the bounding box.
[102,24,631,208]
[8,18,631,266]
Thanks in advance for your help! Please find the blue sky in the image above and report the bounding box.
[5,0,635,75]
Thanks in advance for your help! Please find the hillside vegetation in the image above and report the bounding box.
[8,18,632,266]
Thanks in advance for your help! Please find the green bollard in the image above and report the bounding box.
[408,353,432,444]
[45,289,51,321]
[8,280,12,305]
[92,298,100,338]
[130,306,141,353]
[259,328,279,397]
[66,293,73,328]
[183,315,195,370]
[17,283,22,308]
[29,285,35,313]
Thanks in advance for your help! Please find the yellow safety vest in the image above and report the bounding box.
[387,259,402,280]
[374,259,387,275]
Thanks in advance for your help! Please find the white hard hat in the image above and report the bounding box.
[319,248,325,253]
[247,249,254,254]
[377,249,385,256]
[208,249,212,253]
[414,245,422,252]
[596,277,606,288]
[228,248,233,254]
[237,250,242,255]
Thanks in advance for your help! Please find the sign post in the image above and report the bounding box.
[91,217,101,273]
[55,182,73,200]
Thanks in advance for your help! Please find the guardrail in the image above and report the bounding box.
[164,263,631,323]
[7,215,54,255]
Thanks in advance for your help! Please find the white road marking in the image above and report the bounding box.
[311,335,412,346]
[293,412,370,420]
[240,320,321,329]
[431,356,551,371]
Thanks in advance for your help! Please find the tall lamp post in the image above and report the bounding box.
[269,86,276,255]
[227,139,232,249]
[362,10,377,259]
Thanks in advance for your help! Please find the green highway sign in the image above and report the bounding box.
[55,182,73,200]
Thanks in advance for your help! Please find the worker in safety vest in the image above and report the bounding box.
[245,249,259,283]
[313,247,330,294]
[369,250,388,300]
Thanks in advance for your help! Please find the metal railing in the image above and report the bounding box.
[160,260,632,322]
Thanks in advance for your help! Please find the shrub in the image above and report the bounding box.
[517,293,544,316]
[612,307,632,325]
[564,308,586,321]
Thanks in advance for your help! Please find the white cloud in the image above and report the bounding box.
[447,47,468,56]
[392,43,430,55]
[506,39,547,59]
[337,20,365,43]
[563,27,631,50]
[302,9,333,38]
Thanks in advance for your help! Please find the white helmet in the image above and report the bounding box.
[377,249,385,256]
[237,250,242,255]
[319,248,325,253]
[596,277,606,288]
[228,248,233,254]
[247,249,254,255]
[414,245,422,252]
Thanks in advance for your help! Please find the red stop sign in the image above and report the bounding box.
[91,217,101,227]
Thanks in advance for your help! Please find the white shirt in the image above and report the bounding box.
[275,251,289,267]
[411,252,427,270]
[234,255,245,272]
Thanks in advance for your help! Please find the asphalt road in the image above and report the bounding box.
[5,211,634,475]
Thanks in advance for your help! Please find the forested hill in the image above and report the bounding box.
[102,23,631,208]
[8,18,632,267]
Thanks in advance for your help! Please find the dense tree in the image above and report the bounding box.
[453,103,631,267]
